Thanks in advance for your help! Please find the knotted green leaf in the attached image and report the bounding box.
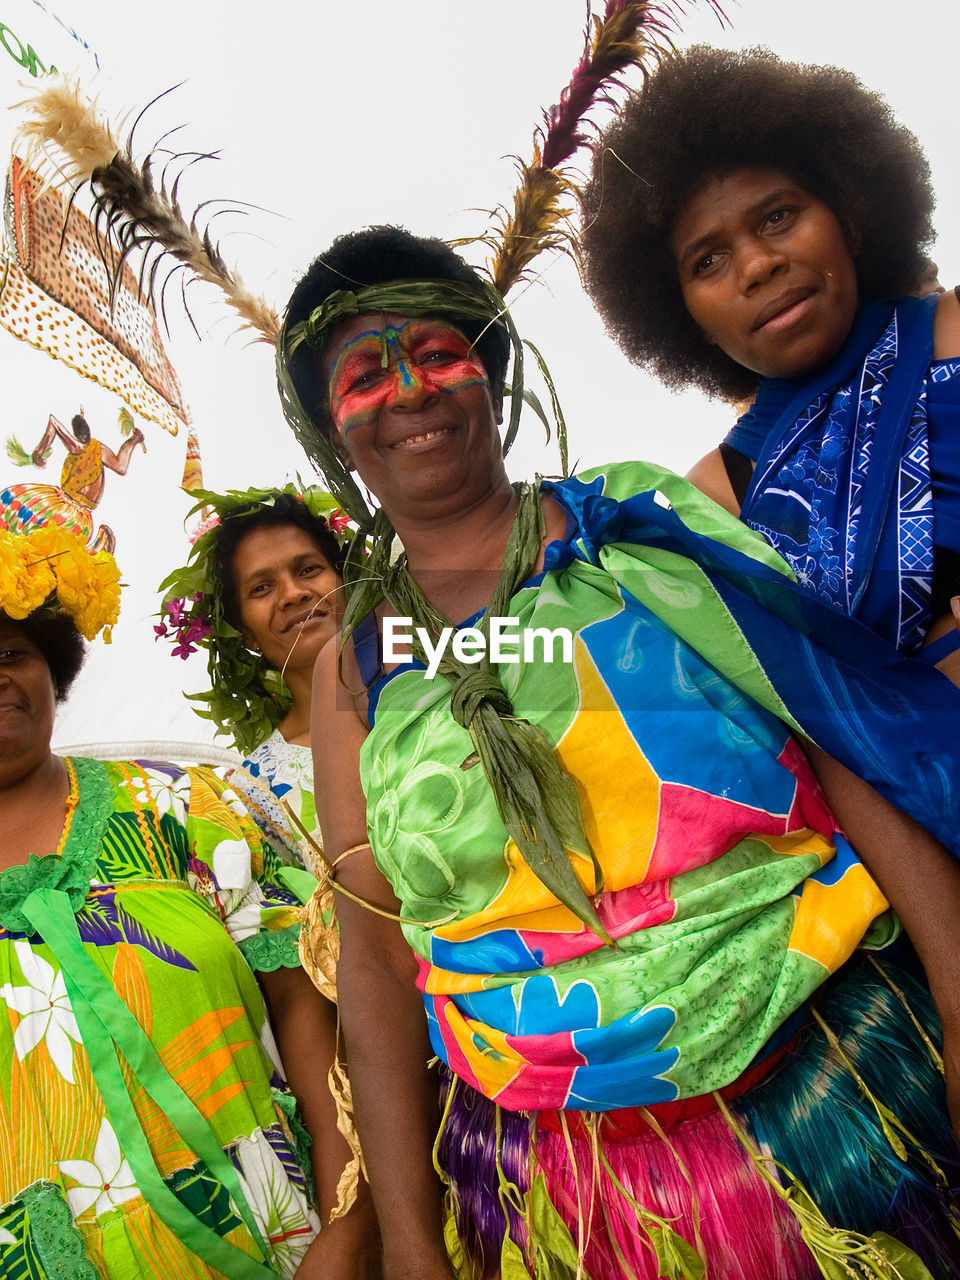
[644,1218,707,1280]
[378,482,610,944]
[868,1233,936,1280]
[443,1209,475,1280]
[500,1233,531,1280]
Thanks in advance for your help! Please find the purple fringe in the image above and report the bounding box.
[436,954,960,1279]
[438,1072,531,1274]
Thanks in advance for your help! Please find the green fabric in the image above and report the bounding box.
[0,758,111,933]
[238,922,302,972]
[0,759,319,1278]
[0,1180,101,1280]
[276,865,321,905]
[375,480,608,940]
[20,887,273,1279]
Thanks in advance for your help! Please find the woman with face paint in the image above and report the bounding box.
[273,225,960,1280]
[582,46,960,679]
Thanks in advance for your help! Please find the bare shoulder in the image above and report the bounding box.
[685,447,743,517]
[934,287,960,360]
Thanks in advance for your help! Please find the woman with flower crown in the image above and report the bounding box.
[0,525,377,1279]
[158,486,349,881]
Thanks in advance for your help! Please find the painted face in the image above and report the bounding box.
[231,525,343,676]
[672,168,860,381]
[328,316,489,440]
[323,313,505,517]
[0,620,57,766]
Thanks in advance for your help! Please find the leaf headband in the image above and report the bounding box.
[276,276,536,531]
[157,484,348,756]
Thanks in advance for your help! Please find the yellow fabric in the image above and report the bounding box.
[60,439,102,506]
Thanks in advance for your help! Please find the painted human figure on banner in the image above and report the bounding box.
[2,410,145,552]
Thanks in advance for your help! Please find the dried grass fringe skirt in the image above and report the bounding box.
[436,952,960,1280]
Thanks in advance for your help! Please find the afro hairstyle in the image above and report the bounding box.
[283,225,511,438]
[580,45,935,401]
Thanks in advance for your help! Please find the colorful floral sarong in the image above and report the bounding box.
[231,731,323,877]
[360,461,918,1110]
[0,758,319,1278]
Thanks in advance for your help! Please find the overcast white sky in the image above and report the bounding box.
[2,0,955,753]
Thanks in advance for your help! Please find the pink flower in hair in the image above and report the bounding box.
[328,508,351,535]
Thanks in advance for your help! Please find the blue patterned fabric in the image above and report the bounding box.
[726,295,960,653]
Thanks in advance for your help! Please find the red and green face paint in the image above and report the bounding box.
[327,318,489,440]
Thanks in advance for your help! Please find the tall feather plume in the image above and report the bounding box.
[483,0,726,298]
[14,79,279,344]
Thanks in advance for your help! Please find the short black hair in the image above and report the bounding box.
[210,492,346,630]
[284,225,511,439]
[581,45,935,401]
[7,609,86,701]
[71,414,91,443]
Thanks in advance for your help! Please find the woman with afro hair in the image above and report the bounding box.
[582,45,960,668]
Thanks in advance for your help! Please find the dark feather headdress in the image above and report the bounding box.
[14,79,279,344]
[478,0,726,297]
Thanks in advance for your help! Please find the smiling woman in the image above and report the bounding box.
[276,224,960,1280]
[0,527,349,1278]
[159,487,347,863]
[220,516,342,734]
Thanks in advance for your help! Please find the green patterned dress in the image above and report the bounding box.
[0,757,319,1279]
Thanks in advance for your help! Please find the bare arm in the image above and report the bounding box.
[933,286,960,359]
[685,447,744,516]
[312,640,454,1280]
[259,964,380,1279]
[32,414,76,465]
[99,430,145,474]
[804,741,960,1133]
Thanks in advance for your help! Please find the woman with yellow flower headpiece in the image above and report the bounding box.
[0,527,378,1278]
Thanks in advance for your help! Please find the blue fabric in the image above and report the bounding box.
[912,628,960,665]
[725,296,960,653]
[541,469,960,858]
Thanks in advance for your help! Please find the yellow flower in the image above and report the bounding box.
[21,524,66,611]
[0,534,28,615]
[0,531,51,619]
[0,527,121,640]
